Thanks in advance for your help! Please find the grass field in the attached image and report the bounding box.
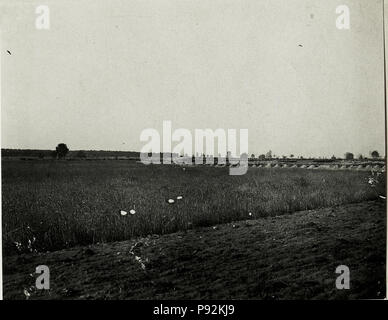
[2,160,384,256]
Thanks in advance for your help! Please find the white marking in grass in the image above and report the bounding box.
[23,288,31,299]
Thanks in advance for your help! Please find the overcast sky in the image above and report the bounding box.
[1,0,385,157]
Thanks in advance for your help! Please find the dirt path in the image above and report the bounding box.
[3,200,386,300]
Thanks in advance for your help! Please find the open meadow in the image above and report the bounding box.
[2,159,385,255]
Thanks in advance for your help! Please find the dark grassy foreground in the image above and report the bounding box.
[2,160,384,255]
[3,200,385,300]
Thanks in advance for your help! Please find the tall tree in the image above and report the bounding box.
[344,152,354,160]
[371,150,380,158]
[56,143,69,159]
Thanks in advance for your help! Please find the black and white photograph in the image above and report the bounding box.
[0,0,387,303]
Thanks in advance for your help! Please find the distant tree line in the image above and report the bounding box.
[248,150,382,160]
[2,145,140,160]
[1,145,383,161]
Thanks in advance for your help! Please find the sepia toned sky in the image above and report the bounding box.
[1,0,385,157]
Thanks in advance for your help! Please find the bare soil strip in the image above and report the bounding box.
[3,200,386,300]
